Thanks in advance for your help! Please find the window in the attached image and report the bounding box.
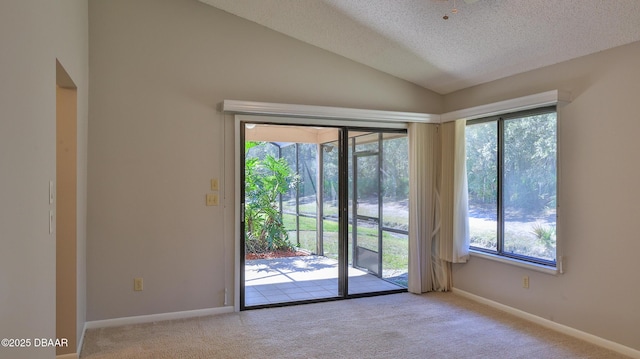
[466,107,557,266]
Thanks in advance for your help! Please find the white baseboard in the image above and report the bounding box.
[85,306,235,329]
[56,323,86,359]
[77,321,87,354]
[452,288,640,359]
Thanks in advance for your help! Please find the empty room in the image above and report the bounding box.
[1,1,640,358]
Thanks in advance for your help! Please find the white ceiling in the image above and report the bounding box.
[200,0,640,95]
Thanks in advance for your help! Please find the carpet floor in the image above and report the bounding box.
[80,292,629,358]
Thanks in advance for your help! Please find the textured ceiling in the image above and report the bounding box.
[200,0,640,95]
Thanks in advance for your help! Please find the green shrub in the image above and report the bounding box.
[245,142,300,254]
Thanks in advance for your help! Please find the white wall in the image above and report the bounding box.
[86,0,441,321]
[0,1,88,358]
[446,41,640,351]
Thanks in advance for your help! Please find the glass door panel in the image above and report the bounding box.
[381,135,409,287]
[320,141,340,260]
[350,132,392,295]
[348,131,408,295]
[242,124,340,308]
[353,153,381,276]
[354,218,380,274]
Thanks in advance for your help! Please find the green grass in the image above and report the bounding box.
[470,226,555,261]
[288,201,408,230]
[282,214,408,272]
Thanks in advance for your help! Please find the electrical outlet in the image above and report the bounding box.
[134,278,144,291]
[522,276,529,289]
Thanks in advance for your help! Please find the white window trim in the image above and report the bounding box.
[470,250,562,275]
[223,90,571,125]
[440,90,571,123]
[223,99,440,124]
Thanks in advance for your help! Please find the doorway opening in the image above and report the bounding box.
[241,123,408,309]
[56,60,77,356]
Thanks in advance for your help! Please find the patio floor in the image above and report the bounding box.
[244,255,405,306]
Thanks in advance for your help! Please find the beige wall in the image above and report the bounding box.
[87,0,441,321]
[446,41,640,350]
[86,0,640,352]
[0,1,88,358]
[3,0,638,354]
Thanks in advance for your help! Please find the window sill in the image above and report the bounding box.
[469,250,561,275]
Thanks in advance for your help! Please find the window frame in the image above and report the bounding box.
[466,106,558,269]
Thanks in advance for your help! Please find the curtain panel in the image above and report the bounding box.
[408,120,469,294]
[408,123,445,293]
[440,120,470,264]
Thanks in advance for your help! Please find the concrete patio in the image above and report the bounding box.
[244,255,405,306]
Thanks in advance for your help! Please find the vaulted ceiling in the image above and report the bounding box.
[200,0,640,95]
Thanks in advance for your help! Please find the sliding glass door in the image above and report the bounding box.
[241,124,408,309]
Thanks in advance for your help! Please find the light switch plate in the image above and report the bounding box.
[49,181,54,204]
[206,193,219,206]
[211,178,219,191]
[49,210,54,234]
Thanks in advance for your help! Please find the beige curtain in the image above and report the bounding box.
[408,120,469,294]
[408,122,447,293]
[440,120,470,265]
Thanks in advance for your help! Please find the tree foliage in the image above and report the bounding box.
[282,144,317,207]
[466,113,557,215]
[382,137,409,201]
[503,114,557,213]
[321,135,409,205]
[466,121,498,206]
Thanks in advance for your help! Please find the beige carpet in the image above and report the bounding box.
[81,292,629,358]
